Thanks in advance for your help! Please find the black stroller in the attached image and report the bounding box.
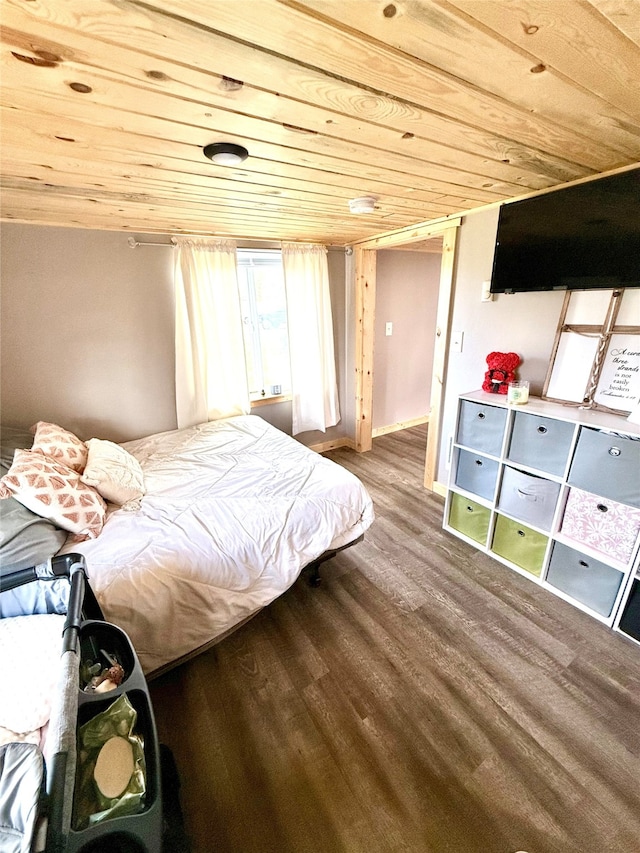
[0,554,167,853]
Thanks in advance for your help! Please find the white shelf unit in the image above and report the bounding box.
[443,391,640,642]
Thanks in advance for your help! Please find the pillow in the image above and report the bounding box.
[0,449,106,539]
[1,426,68,573]
[0,614,66,734]
[81,438,145,510]
[30,421,88,473]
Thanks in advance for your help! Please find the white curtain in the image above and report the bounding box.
[174,237,250,428]
[281,242,340,435]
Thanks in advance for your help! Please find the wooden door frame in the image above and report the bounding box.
[351,217,460,491]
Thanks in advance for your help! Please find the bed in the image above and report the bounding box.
[1,415,374,677]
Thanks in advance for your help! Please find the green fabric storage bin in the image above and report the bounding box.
[448,493,491,545]
[491,514,548,577]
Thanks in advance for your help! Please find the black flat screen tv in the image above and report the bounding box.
[490,167,640,294]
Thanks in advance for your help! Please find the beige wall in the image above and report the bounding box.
[436,207,566,485]
[1,224,177,442]
[373,250,440,430]
[1,215,569,466]
[0,224,349,446]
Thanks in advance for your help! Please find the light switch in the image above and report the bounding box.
[385,322,393,336]
[451,330,464,352]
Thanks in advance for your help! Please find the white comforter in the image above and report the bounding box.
[62,416,373,675]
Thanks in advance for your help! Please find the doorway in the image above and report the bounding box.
[352,218,460,491]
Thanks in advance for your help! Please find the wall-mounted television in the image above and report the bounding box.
[490,167,640,294]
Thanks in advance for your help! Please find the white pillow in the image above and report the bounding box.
[81,438,145,510]
[0,614,66,734]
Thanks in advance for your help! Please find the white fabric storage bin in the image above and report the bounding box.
[546,541,624,617]
[456,400,507,456]
[568,427,640,508]
[455,450,499,501]
[498,467,560,531]
[560,487,640,564]
[507,411,575,476]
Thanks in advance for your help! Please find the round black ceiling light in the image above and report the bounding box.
[203,142,249,165]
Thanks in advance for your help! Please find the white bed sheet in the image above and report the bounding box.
[61,416,373,675]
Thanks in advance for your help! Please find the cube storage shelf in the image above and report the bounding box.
[443,391,640,647]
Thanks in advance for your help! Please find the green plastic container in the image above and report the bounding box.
[448,493,491,545]
[491,514,548,577]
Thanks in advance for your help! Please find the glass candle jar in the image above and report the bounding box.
[508,380,530,404]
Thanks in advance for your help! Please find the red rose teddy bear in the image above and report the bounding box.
[482,351,521,394]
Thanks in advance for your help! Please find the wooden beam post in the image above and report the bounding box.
[354,247,376,452]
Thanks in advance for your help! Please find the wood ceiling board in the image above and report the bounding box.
[151,0,640,155]
[1,7,608,184]
[1,106,527,213]
[1,24,591,193]
[0,146,481,220]
[1,0,639,241]
[300,0,640,126]
[446,0,640,119]
[596,0,640,46]
[1,185,418,242]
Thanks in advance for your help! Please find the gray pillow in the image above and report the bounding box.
[0,425,68,573]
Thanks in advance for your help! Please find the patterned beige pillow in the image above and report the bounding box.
[30,421,88,473]
[0,449,106,538]
[81,438,145,510]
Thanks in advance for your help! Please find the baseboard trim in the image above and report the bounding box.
[372,415,429,438]
[431,480,447,498]
[308,437,356,453]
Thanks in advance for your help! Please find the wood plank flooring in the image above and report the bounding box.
[149,425,640,853]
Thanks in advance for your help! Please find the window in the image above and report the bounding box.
[236,250,291,400]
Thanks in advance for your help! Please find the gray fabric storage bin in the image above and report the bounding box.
[456,400,507,456]
[546,541,624,617]
[498,466,560,530]
[507,411,575,476]
[568,427,640,508]
[455,450,499,501]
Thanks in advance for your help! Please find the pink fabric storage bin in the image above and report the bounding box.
[560,487,640,564]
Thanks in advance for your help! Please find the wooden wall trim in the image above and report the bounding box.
[354,247,376,453]
[372,415,429,438]
[424,226,459,490]
[352,217,462,250]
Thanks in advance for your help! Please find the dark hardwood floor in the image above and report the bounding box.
[149,425,640,853]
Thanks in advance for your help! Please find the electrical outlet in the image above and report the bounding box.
[385,322,393,336]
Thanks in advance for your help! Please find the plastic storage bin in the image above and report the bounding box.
[456,400,507,456]
[491,515,548,576]
[569,427,640,508]
[507,411,575,476]
[455,450,500,501]
[546,541,624,618]
[498,466,560,531]
[448,493,491,545]
[560,487,640,564]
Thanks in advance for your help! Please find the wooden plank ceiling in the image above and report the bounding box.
[1,0,639,245]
